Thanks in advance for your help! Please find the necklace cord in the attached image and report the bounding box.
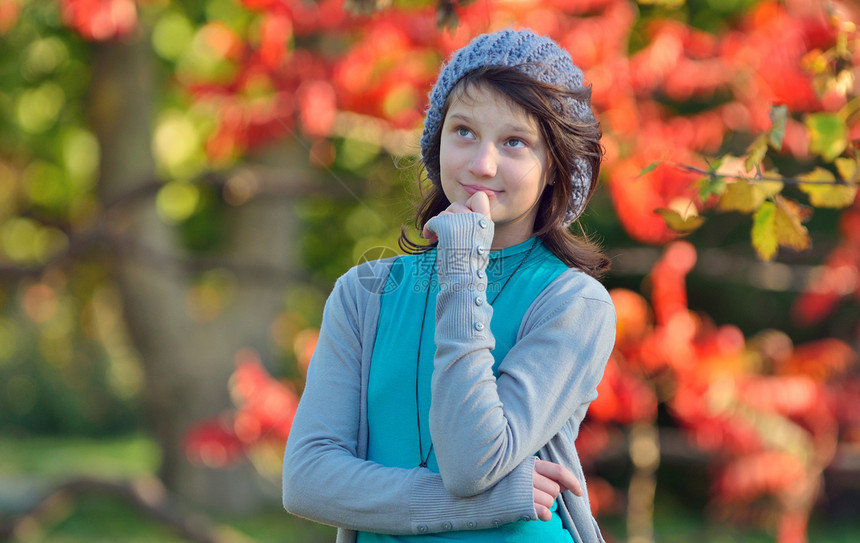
[415,260,435,469]
[489,238,538,305]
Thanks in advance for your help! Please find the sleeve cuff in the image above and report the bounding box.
[409,460,536,533]
[425,213,494,279]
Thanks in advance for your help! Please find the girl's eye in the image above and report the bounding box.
[506,138,526,148]
[456,127,473,138]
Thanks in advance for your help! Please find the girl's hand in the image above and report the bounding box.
[422,191,492,244]
[533,459,583,521]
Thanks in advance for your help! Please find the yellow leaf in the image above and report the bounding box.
[637,0,685,7]
[716,155,783,197]
[751,198,812,260]
[654,208,705,234]
[835,157,859,183]
[760,179,785,197]
[752,201,778,261]
[719,180,767,213]
[798,167,858,208]
[744,135,768,172]
[773,196,811,251]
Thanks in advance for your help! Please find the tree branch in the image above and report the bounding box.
[0,165,327,281]
[675,162,858,186]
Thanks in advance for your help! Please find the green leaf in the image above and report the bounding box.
[638,161,660,178]
[806,113,848,161]
[705,156,725,171]
[752,201,777,261]
[744,135,768,172]
[768,105,788,149]
[697,175,726,202]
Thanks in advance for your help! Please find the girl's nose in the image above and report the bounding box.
[468,143,497,178]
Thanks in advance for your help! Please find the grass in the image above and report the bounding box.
[0,435,159,480]
[0,434,335,543]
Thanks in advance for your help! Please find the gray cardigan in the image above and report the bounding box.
[283,213,615,542]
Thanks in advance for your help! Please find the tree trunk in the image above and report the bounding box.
[88,30,300,512]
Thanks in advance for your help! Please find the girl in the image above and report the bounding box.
[283,29,616,543]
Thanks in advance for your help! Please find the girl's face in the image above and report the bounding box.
[439,84,551,248]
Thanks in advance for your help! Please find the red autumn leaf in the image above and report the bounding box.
[184,417,245,468]
[715,451,807,503]
[777,338,857,381]
[297,80,337,137]
[0,0,19,34]
[608,288,652,350]
[60,0,138,41]
[591,356,658,424]
[648,241,697,325]
[738,375,821,417]
[258,12,293,69]
[230,349,300,443]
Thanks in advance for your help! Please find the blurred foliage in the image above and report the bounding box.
[0,0,859,541]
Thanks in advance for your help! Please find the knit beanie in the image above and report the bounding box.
[420,29,596,226]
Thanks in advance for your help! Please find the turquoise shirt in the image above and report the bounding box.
[358,238,574,543]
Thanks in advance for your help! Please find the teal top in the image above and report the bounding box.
[358,237,574,542]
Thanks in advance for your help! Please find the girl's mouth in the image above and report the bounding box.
[462,184,501,196]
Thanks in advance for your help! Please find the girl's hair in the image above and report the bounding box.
[399,66,610,278]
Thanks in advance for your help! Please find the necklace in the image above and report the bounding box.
[414,237,539,468]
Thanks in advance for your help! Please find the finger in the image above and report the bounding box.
[533,466,560,522]
[534,459,583,497]
[534,501,552,522]
[533,470,561,498]
[445,202,472,214]
[532,484,556,521]
[465,191,491,219]
[422,210,455,241]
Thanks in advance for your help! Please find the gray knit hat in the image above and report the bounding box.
[420,29,596,226]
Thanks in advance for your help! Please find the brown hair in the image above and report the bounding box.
[399,66,610,278]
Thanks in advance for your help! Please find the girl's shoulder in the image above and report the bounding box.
[549,267,614,305]
[336,253,402,300]
[530,244,613,306]
[336,249,436,302]
[526,266,615,323]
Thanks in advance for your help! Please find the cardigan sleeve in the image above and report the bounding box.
[426,212,616,497]
[282,263,539,535]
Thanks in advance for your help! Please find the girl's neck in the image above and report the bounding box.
[490,220,536,251]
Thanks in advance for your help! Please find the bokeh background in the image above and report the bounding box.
[1,0,859,542]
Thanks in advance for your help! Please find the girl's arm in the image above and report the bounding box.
[425,212,616,497]
[282,265,539,534]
